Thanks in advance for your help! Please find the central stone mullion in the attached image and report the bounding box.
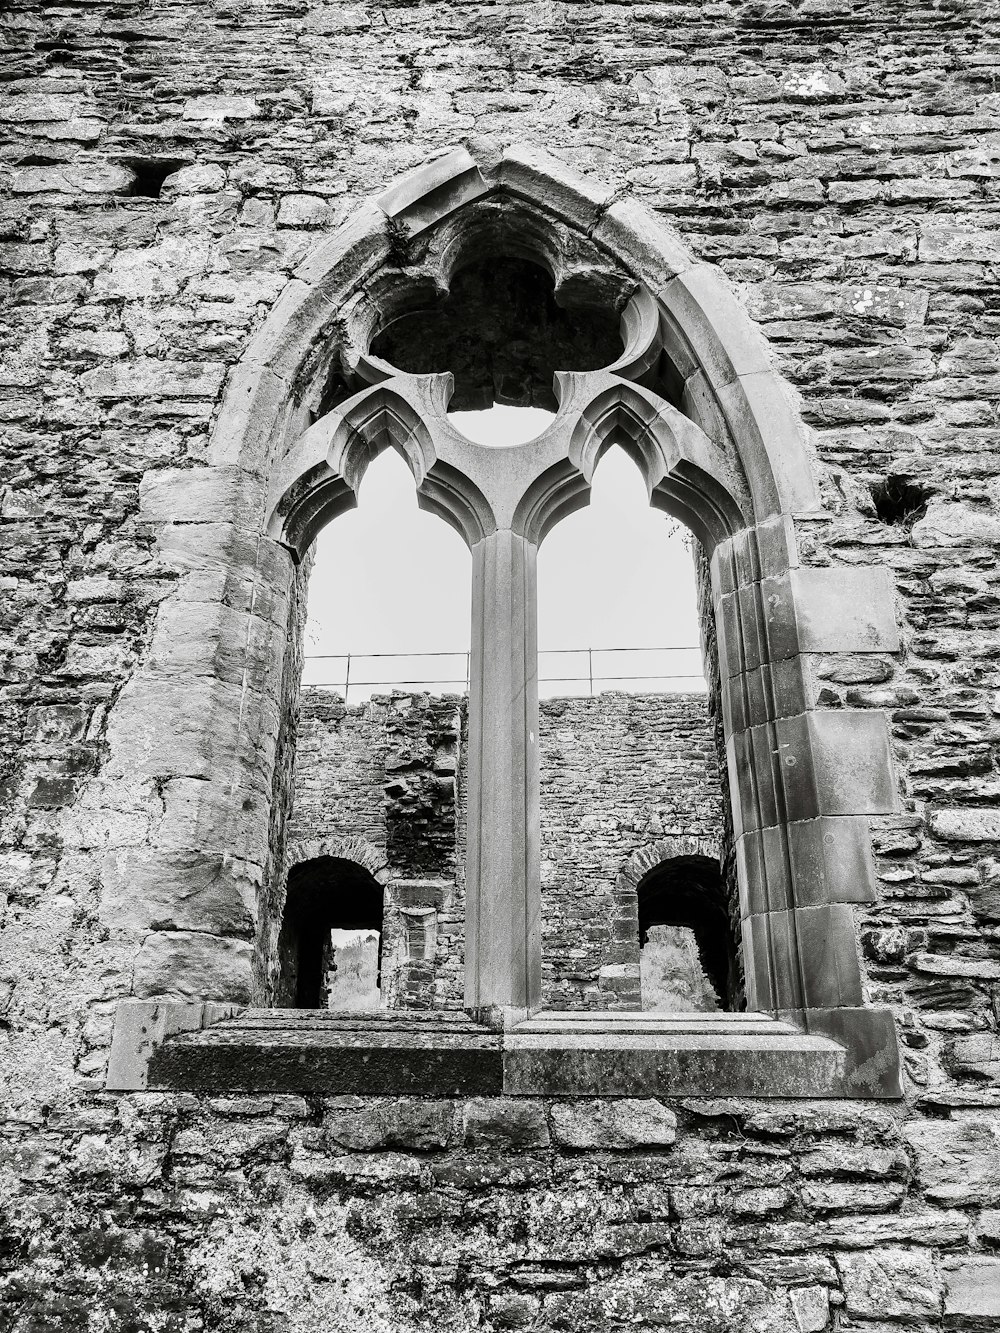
[465,528,541,1018]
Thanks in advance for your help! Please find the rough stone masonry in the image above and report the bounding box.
[289,689,722,1011]
[3,0,1000,1329]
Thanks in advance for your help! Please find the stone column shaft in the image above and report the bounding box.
[464,529,541,1017]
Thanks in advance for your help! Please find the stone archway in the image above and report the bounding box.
[619,835,723,893]
[104,142,903,1095]
[609,837,726,1012]
[276,854,385,1009]
[284,836,390,884]
[279,837,397,1010]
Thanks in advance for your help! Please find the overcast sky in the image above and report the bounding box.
[302,406,706,699]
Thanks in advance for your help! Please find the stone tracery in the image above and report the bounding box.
[369,253,626,410]
[264,181,747,1022]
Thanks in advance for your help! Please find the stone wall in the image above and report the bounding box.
[288,689,723,1012]
[3,0,1000,1326]
[3,1090,997,1332]
[288,690,466,1010]
[539,692,723,1010]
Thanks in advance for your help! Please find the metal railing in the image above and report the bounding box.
[302,646,706,702]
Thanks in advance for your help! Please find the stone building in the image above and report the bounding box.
[2,2,1000,1330]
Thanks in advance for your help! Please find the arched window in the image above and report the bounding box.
[535,447,717,1012]
[302,445,472,703]
[110,144,903,1100]
[285,445,471,1013]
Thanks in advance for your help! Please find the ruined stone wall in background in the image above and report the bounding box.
[288,690,466,1010]
[538,692,722,1010]
[289,690,721,1012]
[3,0,1000,1326]
[288,692,392,864]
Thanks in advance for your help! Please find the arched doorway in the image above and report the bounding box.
[277,856,384,1009]
[637,855,740,1012]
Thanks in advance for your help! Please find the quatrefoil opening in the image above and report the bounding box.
[369,253,628,413]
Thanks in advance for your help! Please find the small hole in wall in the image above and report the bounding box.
[123,158,188,199]
[870,476,930,529]
[15,154,65,167]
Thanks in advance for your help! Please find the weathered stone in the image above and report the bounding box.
[80,358,226,401]
[930,809,1000,844]
[0,93,86,122]
[944,1258,1000,1320]
[162,164,226,194]
[550,1099,677,1149]
[93,236,213,298]
[911,952,1000,981]
[912,499,1000,548]
[277,194,333,227]
[919,221,994,263]
[488,1293,539,1329]
[461,1099,550,1149]
[99,846,255,937]
[295,1150,429,1189]
[802,1182,906,1213]
[815,655,894,686]
[798,1145,906,1179]
[132,931,254,1002]
[323,1098,454,1151]
[789,1285,830,1333]
[182,95,257,120]
[905,1117,1000,1206]
[946,1033,1000,1079]
[12,164,136,195]
[838,1247,941,1318]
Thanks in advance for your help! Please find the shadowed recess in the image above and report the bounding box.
[870,475,930,529]
[277,856,384,1008]
[370,255,625,412]
[637,855,740,1011]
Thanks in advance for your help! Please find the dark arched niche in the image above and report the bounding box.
[277,856,384,1008]
[637,855,740,1012]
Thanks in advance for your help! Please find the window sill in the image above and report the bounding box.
[107,1002,902,1099]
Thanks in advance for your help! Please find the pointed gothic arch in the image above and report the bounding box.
[108,142,903,1098]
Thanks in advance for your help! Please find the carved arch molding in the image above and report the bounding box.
[108,144,902,1098]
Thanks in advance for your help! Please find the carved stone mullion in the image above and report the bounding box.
[465,529,542,1019]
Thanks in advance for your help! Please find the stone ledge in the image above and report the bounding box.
[504,1012,845,1098]
[107,1003,902,1099]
